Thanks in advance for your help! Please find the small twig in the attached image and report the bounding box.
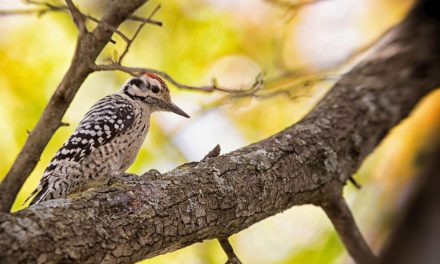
[0,1,159,44]
[118,4,162,64]
[266,0,331,9]
[65,0,86,33]
[266,0,331,21]
[129,15,162,26]
[128,3,163,27]
[186,72,334,120]
[321,195,377,264]
[129,4,162,27]
[218,238,242,264]
[92,62,334,105]
[239,75,335,100]
[349,176,362,189]
[202,144,221,161]
[0,0,65,17]
[92,63,264,94]
[0,8,53,16]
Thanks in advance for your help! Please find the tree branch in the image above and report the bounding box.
[0,1,66,17]
[118,4,162,64]
[0,0,150,212]
[218,238,242,264]
[92,63,265,93]
[128,14,162,26]
[65,0,86,33]
[1,6,439,263]
[321,193,377,264]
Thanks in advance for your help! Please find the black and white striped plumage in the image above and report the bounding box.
[26,73,189,205]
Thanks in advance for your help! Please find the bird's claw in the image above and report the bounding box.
[142,169,162,180]
[107,172,138,186]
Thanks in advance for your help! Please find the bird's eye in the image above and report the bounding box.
[151,85,160,93]
[129,78,144,88]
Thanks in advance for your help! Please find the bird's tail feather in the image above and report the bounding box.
[23,181,48,206]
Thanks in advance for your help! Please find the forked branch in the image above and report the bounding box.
[65,0,86,33]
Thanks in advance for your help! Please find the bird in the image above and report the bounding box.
[25,73,189,205]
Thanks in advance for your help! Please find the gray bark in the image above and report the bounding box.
[1,3,440,264]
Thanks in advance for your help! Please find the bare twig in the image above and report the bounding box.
[321,195,377,264]
[185,72,334,121]
[129,14,162,26]
[349,176,362,189]
[0,0,65,16]
[0,8,57,16]
[118,4,162,64]
[128,3,163,27]
[65,0,86,33]
[219,238,242,264]
[266,0,331,21]
[0,1,160,44]
[266,0,331,9]
[92,62,335,112]
[92,63,264,94]
[244,75,336,99]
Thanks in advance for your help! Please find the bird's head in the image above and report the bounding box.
[121,73,190,118]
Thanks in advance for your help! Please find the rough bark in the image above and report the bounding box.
[0,0,148,212]
[1,3,440,264]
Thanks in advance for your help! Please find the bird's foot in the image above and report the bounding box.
[107,172,139,186]
[141,169,162,180]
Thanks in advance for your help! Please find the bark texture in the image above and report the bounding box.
[1,4,440,264]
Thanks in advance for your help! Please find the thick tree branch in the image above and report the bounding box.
[0,0,149,212]
[1,6,439,263]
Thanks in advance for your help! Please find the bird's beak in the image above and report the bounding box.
[164,101,190,118]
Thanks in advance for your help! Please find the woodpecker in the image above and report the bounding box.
[25,73,189,205]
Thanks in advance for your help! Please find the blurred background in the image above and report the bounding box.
[1,0,439,263]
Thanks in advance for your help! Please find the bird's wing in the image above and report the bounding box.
[46,94,135,172]
[24,94,135,205]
